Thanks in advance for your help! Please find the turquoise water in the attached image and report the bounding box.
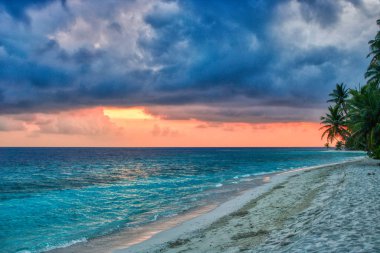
[0,148,365,253]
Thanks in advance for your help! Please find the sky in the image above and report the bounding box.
[0,0,379,147]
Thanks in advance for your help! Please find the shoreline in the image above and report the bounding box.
[49,163,272,253]
[115,157,367,253]
[48,157,368,253]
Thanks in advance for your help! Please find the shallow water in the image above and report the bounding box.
[0,148,365,253]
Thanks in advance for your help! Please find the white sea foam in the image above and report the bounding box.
[42,238,87,252]
[251,171,271,176]
[321,150,366,153]
[215,183,223,187]
[240,178,253,182]
[152,214,159,221]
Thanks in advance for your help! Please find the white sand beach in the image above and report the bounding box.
[116,158,379,253]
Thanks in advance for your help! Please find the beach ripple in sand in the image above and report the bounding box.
[251,160,380,253]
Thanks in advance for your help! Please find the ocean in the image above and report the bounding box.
[0,147,365,253]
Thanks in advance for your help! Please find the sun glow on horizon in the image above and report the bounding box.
[103,107,155,120]
[0,106,326,147]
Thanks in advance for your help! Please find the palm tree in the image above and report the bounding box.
[347,83,380,156]
[327,83,349,115]
[335,141,343,150]
[320,105,349,144]
[321,19,380,158]
[365,19,380,86]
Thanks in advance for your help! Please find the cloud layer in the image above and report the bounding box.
[0,0,379,122]
[0,107,122,136]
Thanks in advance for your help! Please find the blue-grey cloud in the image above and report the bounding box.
[0,0,66,23]
[298,0,341,27]
[0,0,378,122]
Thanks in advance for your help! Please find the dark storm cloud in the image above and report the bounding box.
[298,0,341,27]
[0,0,378,122]
[0,0,66,23]
[107,22,123,34]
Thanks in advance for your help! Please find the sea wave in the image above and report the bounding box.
[42,238,88,252]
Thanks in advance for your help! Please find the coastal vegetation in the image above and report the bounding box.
[321,19,380,159]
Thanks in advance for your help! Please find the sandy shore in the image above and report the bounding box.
[116,158,379,253]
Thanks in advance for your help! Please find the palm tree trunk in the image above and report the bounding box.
[369,128,375,152]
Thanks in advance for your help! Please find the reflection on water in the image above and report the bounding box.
[262,176,271,183]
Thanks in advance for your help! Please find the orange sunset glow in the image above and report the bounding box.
[0,106,325,147]
[103,107,155,120]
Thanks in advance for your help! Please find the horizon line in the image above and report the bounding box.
[0,146,325,148]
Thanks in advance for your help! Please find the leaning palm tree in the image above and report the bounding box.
[320,105,349,144]
[365,19,380,86]
[327,83,349,115]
